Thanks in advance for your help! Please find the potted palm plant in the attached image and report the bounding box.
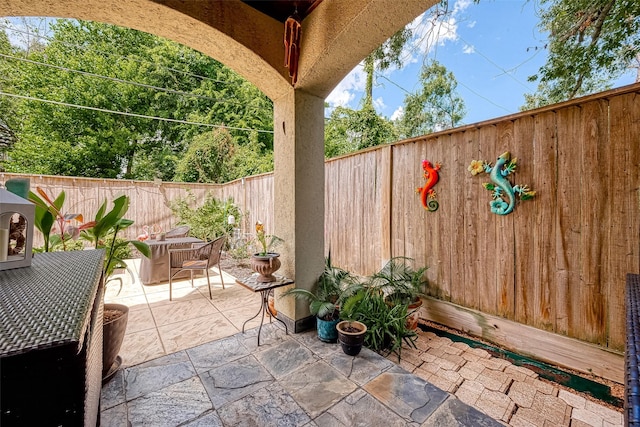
[369,257,428,330]
[282,255,356,342]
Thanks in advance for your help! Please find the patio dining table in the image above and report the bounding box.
[139,236,203,285]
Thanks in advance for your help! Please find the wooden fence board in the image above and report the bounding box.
[476,125,498,314]
[579,100,609,345]
[608,92,640,350]
[513,115,536,325]
[462,128,479,311]
[495,120,516,318]
[555,106,583,339]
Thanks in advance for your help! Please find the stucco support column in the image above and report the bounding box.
[272,88,325,331]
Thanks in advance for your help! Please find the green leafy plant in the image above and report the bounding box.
[369,256,428,305]
[340,287,416,357]
[282,254,356,321]
[171,192,240,242]
[81,195,150,279]
[28,188,95,252]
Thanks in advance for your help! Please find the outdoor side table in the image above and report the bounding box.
[0,250,104,427]
[236,273,293,345]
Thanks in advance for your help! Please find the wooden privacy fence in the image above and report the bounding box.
[326,83,640,353]
[2,83,638,353]
[0,173,275,247]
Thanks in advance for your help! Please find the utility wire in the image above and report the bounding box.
[0,91,274,134]
[0,23,228,86]
[455,80,512,113]
[457,35,532,90]
[0,52,245,105]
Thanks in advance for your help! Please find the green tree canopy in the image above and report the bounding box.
[2,19,274,181]
[398,60,465,138]
[524,0,640,108]
[324,104,397,158]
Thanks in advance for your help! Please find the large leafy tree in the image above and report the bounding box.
[398,59,465,138]
[324,105,397,158]
[2,19,274,180]
[524,0,640,108]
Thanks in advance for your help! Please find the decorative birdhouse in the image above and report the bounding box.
[0,188,35,270]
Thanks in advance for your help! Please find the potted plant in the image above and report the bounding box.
[282,255,356,342]
[250,221,283,282]
[340,283,417,360]
[80,195,150,381]
[369,257,428,330]
[336,320,367,356]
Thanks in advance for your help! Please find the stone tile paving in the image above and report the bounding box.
[101,324,502,426]
[393,329,623,427]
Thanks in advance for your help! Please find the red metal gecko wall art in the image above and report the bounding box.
[416,160,441,212]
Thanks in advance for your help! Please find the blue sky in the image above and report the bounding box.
[326,0,636,126]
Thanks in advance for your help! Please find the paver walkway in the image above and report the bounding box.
[102,260,623,426]
[393,329,623,427]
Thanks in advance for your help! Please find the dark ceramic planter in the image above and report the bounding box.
[317,316,340,343]
[337,320,367,356]
[103,303,129,382]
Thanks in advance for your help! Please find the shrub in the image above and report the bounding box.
[171,192,241,242]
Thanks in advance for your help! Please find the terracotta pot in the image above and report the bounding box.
[337,320,367,356]
[103,303,129,381]
[406,298,423,330]
[268,291,277,317]
[250,253,281,282]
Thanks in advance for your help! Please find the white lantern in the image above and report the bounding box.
[0,188,35,270]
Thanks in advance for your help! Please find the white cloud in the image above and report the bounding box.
[407,13,459,60]
[467,20,477,28]
[453,0,472,15]
[391,106,404,121]
[373,96,385,110]
[463,44,475,54]
[325,63,366,108]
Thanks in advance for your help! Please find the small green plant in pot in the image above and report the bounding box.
[282,255,356,342]
[80,195,150,381]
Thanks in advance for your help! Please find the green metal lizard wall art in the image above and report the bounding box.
[468,152,535,215]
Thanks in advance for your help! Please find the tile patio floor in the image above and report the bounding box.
[101,259,623,427]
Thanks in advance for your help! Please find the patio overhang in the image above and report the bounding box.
[0,0,437,325]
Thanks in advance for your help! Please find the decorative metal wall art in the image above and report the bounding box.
[468,152,535,215]
[416,160,441,212]
[284,12,302,85]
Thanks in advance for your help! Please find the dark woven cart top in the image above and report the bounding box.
[626,273,640,426]
[0,250,104,358]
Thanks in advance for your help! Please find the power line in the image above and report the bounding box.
[0,22,228,86]
[455,79,512,113]
[0,52,245,105]
[0,91,274,134]
[457,35,533,91]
